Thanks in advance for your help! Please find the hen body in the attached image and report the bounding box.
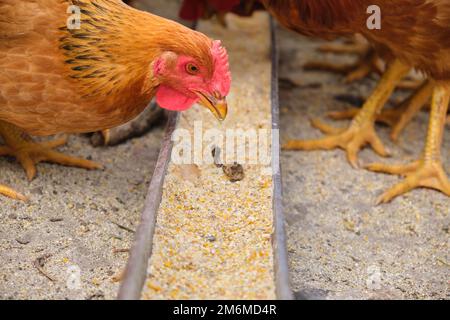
[264,0,450,78]
[0,0,218,135]
[0,0,230,200]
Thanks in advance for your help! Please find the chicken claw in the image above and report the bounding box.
[304,35,383,84]
[0,121,102,200]
[283,119,388,168]
[0,184,27,201]
[327,80,433,141]
[368,160,450,204]
[284,59,410,168]
[327,107,404,128]
[305,35,422,90]
[304,49,382,84]
[366,84,450,204]
[0,135,102,181]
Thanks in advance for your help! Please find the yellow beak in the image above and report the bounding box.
[195,91,228,121]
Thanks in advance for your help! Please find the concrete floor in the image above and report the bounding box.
[0,2,448,300]
[278,28,449,300]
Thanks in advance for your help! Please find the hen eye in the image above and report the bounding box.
[186,63,199,75]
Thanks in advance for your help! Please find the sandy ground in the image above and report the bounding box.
[1,1,448,300]
[0,128,165,299]
[278,28,449,300]
[0,127,166,299]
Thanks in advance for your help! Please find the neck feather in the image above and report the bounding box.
[61,0,212,99]
[263,0,366,36]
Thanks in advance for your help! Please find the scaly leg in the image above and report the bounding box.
[304,41,384,84]
[327,106,406,127]
[327,80,433,141]
[0,183,27,201]
[0,121,102,200]
[100,129,111,145]
[389,80,433,141]
[283,59,410,167]
[366,84,450,204]
[317,36,369,56]
[304,35,421,89]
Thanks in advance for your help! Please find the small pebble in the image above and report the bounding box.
[30,186,43,195]
[222,163,245,182]
[16,235,32,245]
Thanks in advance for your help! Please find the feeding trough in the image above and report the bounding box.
[118,12,292,300]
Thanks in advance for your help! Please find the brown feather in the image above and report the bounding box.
[261,0,450,79]
[0,0,214,135]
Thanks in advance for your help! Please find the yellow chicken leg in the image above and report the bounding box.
[304,41,383,84]
[0,183,27,201]
[389,80,433,141]
[327,80,433,141]
[0,121,102,200]
[283,59,410,168]
[304,34,421,89]
[327,106,406,127]
[366,84,450,204]
[100,129,111,145]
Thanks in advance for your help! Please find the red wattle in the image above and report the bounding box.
[155,85,197,111]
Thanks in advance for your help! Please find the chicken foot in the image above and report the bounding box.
[327,80,433,142]
[366,84,450,204]
[304,35,422,89]
[0,121,102,200]
[0,183,27,201]
[283,59,410,168]
[303,38,383,84]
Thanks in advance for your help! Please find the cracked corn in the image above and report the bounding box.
[142,13,276,300]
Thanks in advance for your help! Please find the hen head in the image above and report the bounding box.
[153,40,231,121]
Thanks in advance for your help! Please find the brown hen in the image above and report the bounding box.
[0,0,231,200]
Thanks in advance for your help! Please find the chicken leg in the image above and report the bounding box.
[0,121,102,200]
[366,83,450,204]
[0,183,27,201]
[283,59,410,167]
[303,35,383,84]
[304,35,422,90]
[327,80,433,141]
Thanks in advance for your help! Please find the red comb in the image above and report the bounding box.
[211,40,231,95]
